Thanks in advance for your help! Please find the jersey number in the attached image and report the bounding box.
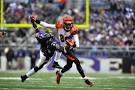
[60,34,65,42]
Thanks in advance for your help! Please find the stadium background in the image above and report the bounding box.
[0,0,135,90]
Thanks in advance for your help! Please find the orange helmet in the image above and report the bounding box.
[63,15,74,32]
[63,15,73,23]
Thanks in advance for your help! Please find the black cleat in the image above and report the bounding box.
[84,79,93,87]
[21,75,27,82]
[56,71,62,84]
[52,62,63,69]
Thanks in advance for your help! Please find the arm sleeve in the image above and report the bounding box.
[73,34,79,47]
[40,21,56,28]
[35,19,56,28]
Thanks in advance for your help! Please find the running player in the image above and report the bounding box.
[21,17,64,82]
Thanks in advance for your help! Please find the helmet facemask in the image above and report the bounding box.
[63,15,74,32]
[64,21,73,32]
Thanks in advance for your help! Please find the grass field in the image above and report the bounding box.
[0,71,135,90]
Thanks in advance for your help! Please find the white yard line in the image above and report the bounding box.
[109,76,135,79]
[0,77,42,80]
[102,88,113,90]
[0,88,8,90]
[0,87,49,90]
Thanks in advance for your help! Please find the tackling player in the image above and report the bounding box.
[31,15,93,87]
[21,17,64,82]
[31,15,79,69]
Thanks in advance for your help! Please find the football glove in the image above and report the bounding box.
[30,15,37,22]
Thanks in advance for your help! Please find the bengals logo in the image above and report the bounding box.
[0,31,7,38]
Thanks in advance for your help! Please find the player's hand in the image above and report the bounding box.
[58,46,65,52]
[58,45,67,54]
[58,45,67,53]
[66,39,76,47]
[30,15,37,22]
[65,45,76,52]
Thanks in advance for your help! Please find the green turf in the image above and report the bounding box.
[0,71,135,90]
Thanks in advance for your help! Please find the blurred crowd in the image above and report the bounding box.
[4,0,85,24]
[80,0,135,46]
[1,0,85,47]
[2,0,135,47]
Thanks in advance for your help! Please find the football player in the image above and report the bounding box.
[56,39,93,87]
[20,17,65,82]
[31,15,93,87]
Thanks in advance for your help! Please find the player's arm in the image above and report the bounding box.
[51,42,66,53]
[65,34,79,49]
[31,15,56,29]
[30,16,39,33]
[73,34,79,48]
[70,25,80,48]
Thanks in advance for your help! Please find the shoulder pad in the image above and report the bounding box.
[55,20,63,29]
